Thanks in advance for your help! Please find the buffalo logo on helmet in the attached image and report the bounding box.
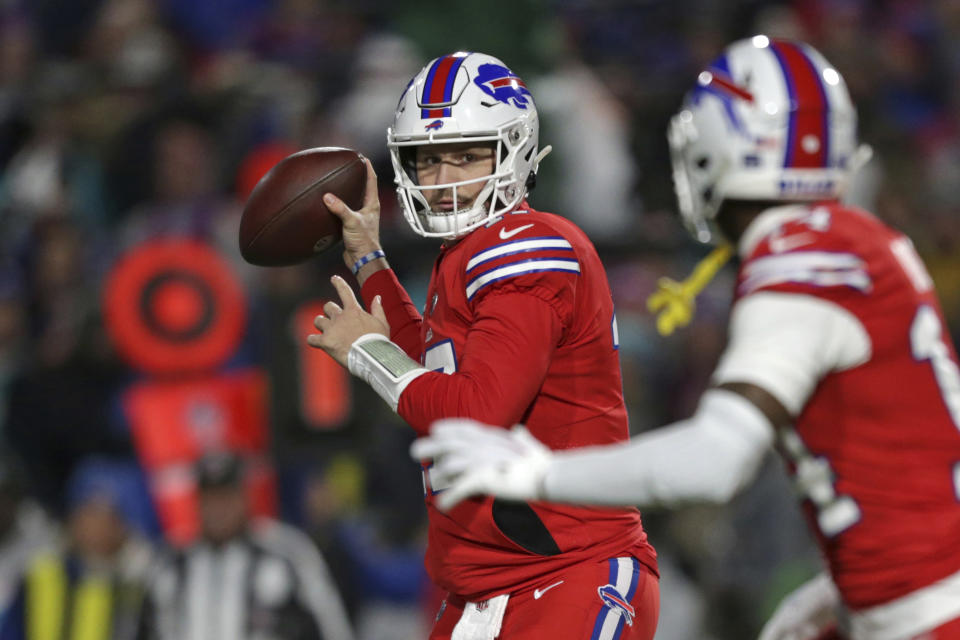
[425,120,444,131]
[473,63,532,109]
[597,584,635,626]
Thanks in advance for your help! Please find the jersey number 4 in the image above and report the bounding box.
[890,240,960,507]
[911,305,960,501]
[911,306,960,430]
[895,235,960,501]
[894,236,960,431]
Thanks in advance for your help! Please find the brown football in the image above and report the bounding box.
[239,147,365,266]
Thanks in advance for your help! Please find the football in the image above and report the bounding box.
[239,147,365,266]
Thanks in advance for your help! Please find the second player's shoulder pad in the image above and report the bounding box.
[464,213,580,303]
[740,204,874,298]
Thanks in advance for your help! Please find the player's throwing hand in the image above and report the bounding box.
[411,419,554,510]
[322,159,383,271]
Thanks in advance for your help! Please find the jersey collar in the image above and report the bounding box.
[737,204,811,259]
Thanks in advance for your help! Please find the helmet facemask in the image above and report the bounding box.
[668,109,730,243]
[389,122,534,238]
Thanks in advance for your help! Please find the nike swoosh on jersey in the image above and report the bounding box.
[499,223,535,240]
[769,232,816,253]
[533,580,564,600]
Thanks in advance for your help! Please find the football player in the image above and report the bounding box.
[308,53,659,639]
[411,38,960,640]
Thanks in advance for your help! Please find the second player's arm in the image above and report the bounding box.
[416,291,870,508]
[541,291,870,506]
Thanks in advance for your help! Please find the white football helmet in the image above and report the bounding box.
[668,36,871,242]
[388,52,545,239]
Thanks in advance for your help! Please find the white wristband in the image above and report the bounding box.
[347,334,428,412]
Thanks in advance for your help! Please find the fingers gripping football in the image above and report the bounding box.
[410,420,554,510]
[308,276,389,366]
[323,159,383,269]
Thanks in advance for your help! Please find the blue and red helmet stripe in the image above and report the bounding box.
[769,40,831,169]
[701,54,754,103]
[420,54,468,119]
[703,71,754,103]
[690,54,752,134]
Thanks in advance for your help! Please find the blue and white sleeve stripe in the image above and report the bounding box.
[466,237,573,273]
[465,257,580,300]
[740,251,871,295]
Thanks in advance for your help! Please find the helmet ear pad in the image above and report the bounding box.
[525,170,537,192]
[398,147,419,186]
[387,52,542,239]
[520,141,539,192]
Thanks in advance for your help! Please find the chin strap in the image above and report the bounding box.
[851,144,873,172]
[524,145,554,193]
[647,243,734,336]
[533,145,553,169]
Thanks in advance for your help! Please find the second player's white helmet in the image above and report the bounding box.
[388,52,544,239]
[668,36,870,242]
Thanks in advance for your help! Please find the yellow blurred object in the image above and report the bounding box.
[647,244,734,336]
[326,453,366,512]
[28,554,66,640]
[71,576,111,640]
[27,554,112,640]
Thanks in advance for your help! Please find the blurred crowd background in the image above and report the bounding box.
[1,0,959,638]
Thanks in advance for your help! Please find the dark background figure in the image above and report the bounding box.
[0,457,156,640]
[146,451,354,640]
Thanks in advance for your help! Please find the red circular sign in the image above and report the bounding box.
[149,277,207,334]
[104,239,247,375]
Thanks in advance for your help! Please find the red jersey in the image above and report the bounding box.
[361,204,656,600]
[735,202,960,610]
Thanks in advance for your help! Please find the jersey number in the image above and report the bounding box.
[421,340,457,495]
[911,306,960,429]
[785,307,960,536]
[893,237,960,498]
[911,305,960,500]
[424,339,457,374]
[788,304,960,536]
[779,428,861,537]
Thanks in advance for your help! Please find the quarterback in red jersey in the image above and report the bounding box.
[412,38,960,640]
[308,52,658,639]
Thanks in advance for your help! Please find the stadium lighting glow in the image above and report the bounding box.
[752,35,770,48]
[823,68,840,85]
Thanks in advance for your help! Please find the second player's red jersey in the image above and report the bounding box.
[362,204,656,600]
[735,202,960,610]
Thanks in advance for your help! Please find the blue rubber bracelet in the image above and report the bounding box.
[351,250,386,275]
